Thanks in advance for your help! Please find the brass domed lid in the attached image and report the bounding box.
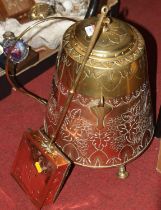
[67,16,144,60]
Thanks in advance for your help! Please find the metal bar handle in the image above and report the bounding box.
[5,16,77,105]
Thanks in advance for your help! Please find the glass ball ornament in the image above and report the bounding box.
[3,39,29,63]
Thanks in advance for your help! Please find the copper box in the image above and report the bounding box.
[0,0,34,21]
[11,129,71,208]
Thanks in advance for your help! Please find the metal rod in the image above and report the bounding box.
[51,6,109,144]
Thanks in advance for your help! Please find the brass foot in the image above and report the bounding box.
[117,165,129,179]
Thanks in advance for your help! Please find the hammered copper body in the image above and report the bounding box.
[44,16,154,168]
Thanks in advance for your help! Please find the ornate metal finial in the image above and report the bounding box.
[3,31,15,40]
